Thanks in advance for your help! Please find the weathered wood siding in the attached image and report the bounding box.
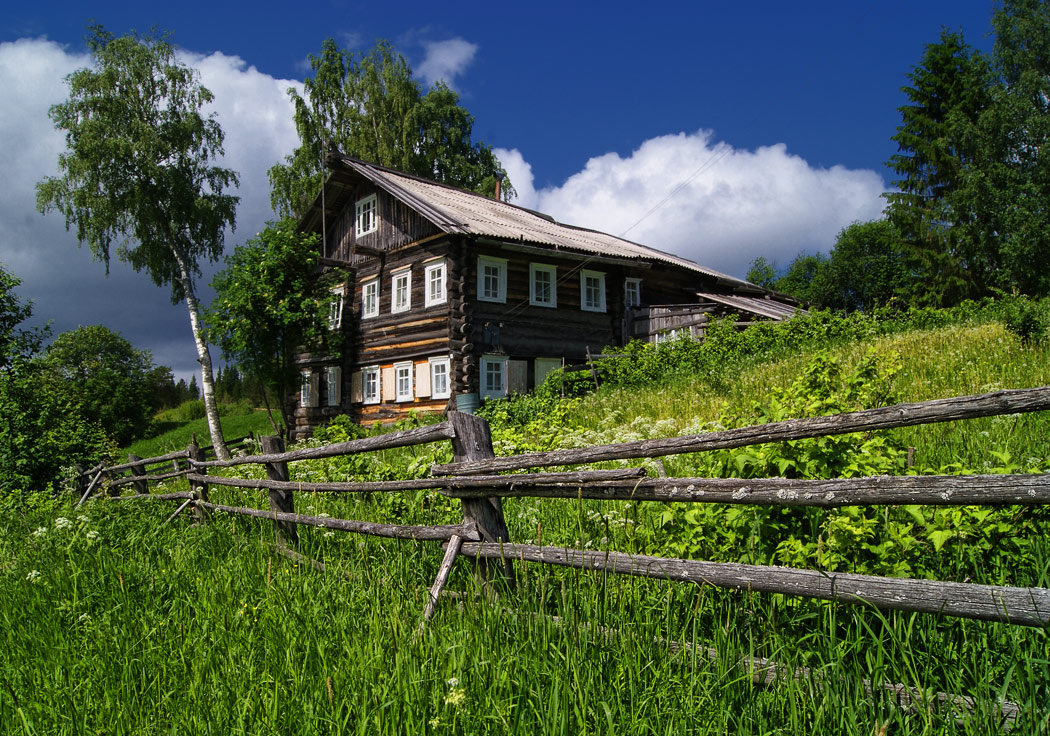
[324,183,441,264]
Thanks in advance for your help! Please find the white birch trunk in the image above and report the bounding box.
[172,247,230,461]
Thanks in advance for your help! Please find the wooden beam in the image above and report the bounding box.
[433,386,1050,475]
[459,543,1050,627]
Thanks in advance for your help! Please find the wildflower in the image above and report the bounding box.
[86,530,100,542]
[323,531,335,539]
[32,526,47,537]
[54,517,72,530]
[444,688,466,707]
[26,570,41,582]
[78,613,91,623]
[77,515,90,524]
[446,677,459,688]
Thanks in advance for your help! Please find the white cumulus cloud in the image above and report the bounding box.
[497,131,887,278]
[416,38,477,89]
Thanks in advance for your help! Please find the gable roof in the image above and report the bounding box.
[315,155,754,290]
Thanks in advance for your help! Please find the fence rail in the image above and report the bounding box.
[77,386,1050,723]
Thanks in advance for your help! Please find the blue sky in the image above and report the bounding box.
[1,0,997,379]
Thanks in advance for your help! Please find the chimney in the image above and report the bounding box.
[494,172,503,201]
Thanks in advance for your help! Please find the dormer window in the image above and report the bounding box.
[355,194,378,236]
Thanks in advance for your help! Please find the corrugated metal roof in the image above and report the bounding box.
[336,157,750,287]
[696,292,804,321]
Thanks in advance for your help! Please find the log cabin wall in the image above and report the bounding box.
[326,183,441,264]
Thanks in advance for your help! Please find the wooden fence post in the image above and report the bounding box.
[448,411,515,590]
[260,435,299,547]
[187,443,209,522]
[127,454,149,495]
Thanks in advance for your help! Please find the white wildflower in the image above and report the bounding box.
[323,531,335,539]
[54,517,72,530]
[78,612,91,623]
[26,570,41,582]
[77,515,90,524]
[86,530,100,542]
[32,526,47,537]
[446,677,459,688]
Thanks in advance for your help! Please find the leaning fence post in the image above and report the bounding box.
[127,454,149,495]
[260,435,299,547]
[187,443,209,521]
[448,411,514,590]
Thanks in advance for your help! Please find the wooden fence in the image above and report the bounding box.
[78,386,1050,723]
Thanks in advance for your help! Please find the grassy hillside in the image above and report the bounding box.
[3,320,1049,734]
[122,402,276,459]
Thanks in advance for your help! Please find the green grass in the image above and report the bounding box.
[123,406,276,460]
[4,321,1050,734]
[4,502,1047,734]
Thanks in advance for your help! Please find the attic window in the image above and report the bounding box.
[355,194,378,236]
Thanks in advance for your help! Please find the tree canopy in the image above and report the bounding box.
[0,263,113,492]
[36,26,238,458]
[885,0,1050,304]
[44,325,158,446]
[207,220,335,435]
[268,39,510,219]
[747,220,911,311]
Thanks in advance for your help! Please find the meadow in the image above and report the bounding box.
[3,316,1050,734]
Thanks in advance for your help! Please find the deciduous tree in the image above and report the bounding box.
[268,39,510,218]
[44,325,157,446]
[36,26,237,459]
[206,220,335,435]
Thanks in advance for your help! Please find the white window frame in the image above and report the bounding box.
[391,268,411,314]
[362,278,379,319]
[300,370,318,408]
[429,356,451,399]
[328,286,344,330]
[480,355,508,400]
[424,259,447,307]
[326,366,342,407]
[624,278,642,308]
[394,361,414,402]
[355,194,378,236]
[362,365,380,404]
[581,270,607,313]
[477,256,507,303]
[529,263,557,308]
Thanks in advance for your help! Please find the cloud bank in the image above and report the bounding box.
[498,131,887,277]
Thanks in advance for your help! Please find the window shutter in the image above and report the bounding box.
[508,360,528,394]
[351,371,363,403]
[415,360,432,397]
[381,366,395,401]
[308,372,320,408]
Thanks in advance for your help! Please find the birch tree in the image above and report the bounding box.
[36,26,237,459]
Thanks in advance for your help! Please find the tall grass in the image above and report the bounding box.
[4,500,1047,734]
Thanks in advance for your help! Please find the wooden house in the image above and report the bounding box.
[291,155,801,437]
